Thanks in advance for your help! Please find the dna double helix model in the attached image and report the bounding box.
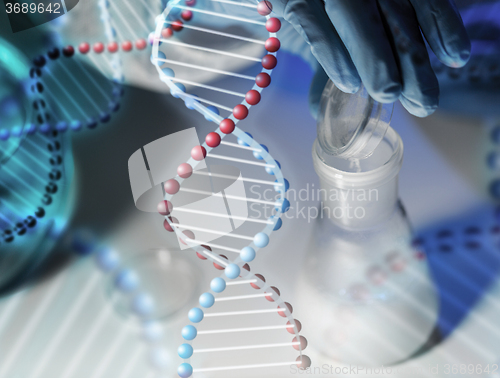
[0,0,127,249]
[147,0,310,376]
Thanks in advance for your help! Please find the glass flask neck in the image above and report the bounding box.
[312,126,404,230]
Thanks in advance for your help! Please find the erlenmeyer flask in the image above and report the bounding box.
[296,81,439,365]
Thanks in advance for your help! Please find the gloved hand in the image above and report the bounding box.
[266,0,471,118]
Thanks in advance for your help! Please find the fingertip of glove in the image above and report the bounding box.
[336,83,360,94]
[400,96,438,118]
[332,73,361,94]
[370,83,402,104]
[439,37,471,68]
[411,105,438,118]
[460,50,471,63]
[447,49,471,68]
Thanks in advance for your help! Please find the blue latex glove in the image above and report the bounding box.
[267,0,471,118]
